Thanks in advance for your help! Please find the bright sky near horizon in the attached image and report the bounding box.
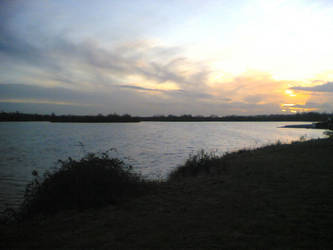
[1,0,333,115]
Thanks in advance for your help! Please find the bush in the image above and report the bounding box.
[168,150,225,180]
[21,152,149,216]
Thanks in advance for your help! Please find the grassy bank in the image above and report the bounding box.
[1,138,333,249]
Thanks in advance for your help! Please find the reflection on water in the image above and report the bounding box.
[0,121,326,209]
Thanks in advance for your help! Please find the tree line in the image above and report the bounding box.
[0,112,140,123]
[0,111,332,122]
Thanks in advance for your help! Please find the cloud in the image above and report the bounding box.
[0,83,167,115]
[243,95,265,104]
[291,82,333,92]
[291,103,317,109]
[208,71,289,105]
[118,85,161,92]
[0,84,86,103]
[0,82,282,116]
[0,22,212,93]
[2,6,330,116]
[0,16,219,112]
[1,4,294,116]
[290,102,333,112]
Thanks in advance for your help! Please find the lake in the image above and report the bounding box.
[0,121,326,209]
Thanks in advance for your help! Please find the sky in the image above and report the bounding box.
[1,0,333,116]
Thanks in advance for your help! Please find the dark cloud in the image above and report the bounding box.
[118,84,214,100]
[0,5,216,111]
[0,18,214,105]
[0,25,40,64]
[292,102,333,110]
[0,7,291,115]
[0,102,80,115]
[291,82,333,92]
[118,85,161,92]
[0,84,84,102]
[0,23,211,93]
[0,83,282,116]
[166,89,213,99]
[0,83,162,115]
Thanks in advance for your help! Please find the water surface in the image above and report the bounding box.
[0,121,326,209]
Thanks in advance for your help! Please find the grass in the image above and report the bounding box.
[168,150,225,180]
[1,137,333,249]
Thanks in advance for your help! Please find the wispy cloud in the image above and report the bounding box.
[0,29,323,115]
[0,23,210,93]
[291,82,333,92]
[1,0,333,115]
[117,85,161,92]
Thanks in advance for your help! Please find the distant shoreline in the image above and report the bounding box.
[1,111,332,123]
[282,121,332,130]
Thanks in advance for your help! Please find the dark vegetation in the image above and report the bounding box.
[169,138,332,179]
[1,137,333,248]
[1,111,333,122]
[0,112,140,122]
[141,112,333,122]
[19,152,153,217]
[0,111,51,122]
[168,150,224,180]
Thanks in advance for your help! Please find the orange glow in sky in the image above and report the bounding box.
[1,0,333,115]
